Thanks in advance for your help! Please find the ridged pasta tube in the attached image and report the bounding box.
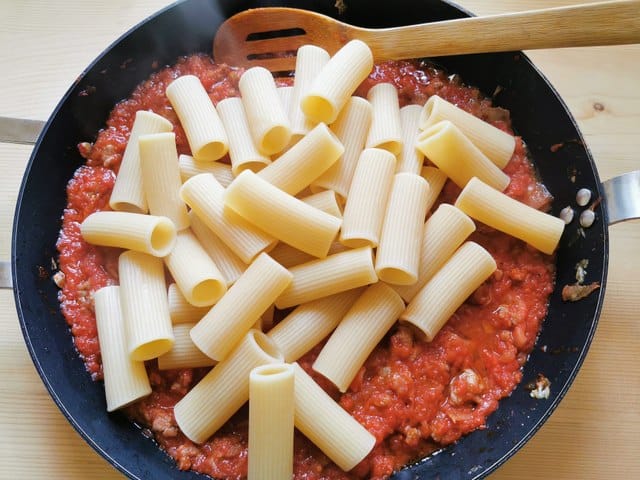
[157,323,216,370]
[178,154,234,187]
[365,83,403,155]
[396,104,425,174]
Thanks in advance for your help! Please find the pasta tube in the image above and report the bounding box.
[455,177,565,254]
[416,120,510,191]
[180,173,276,263]
[267,240,347,269]
[340,148,396,248]
[401,242,497,340]
[157,323,216,370]
[163,230,227,307]
[311,97,372,199]
[178,154,235,187]
[248,364,295,480]
[301,40,373,124]
[190,253,292,361]
[224,170,342,259]
[420,166,448,216]
[375,173,430,285]
[139,132,190,230]
[397,104,424,174]
[299,190,343,218]
[393,204,476,302]
[93,286,151,412]
[277,85,294,120]
[419,94,515,168]
[292,363,376,472]
[216,97,271,174]
[165,75,229,161]
[167,283,209,325]
[313,283,404,392]
[118,251,174,361]
[275,246,377,309]
[174,330,283,444]
[267,288,363,362]
[109,110,173,213]
[257,122,344,196]
[365,83,403,155]
[80,211,176,257]
[238,66,292,155]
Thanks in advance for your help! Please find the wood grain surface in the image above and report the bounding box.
[0,1,638,479]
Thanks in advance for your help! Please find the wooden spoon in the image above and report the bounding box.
[214,1,640,72]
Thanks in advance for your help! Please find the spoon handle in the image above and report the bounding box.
[359,1,640,60]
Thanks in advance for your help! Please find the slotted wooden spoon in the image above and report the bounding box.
[214,1,640,72]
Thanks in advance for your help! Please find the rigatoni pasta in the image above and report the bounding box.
[238,66,292,155]
[178,154,235,187]
[167,283,209,325]
[299,190,343,218]
[401,241,497,340]
[375,173,430,285]
[224,170,342,259]
[163,230,227,307]
[365,83,403,155]
[420,166,448,215]
[174,330,283,444]
[275,246,377,309]
[301,40,374,124]
[118,250,174,361]
[165,75,228,161]
[313,283,404,392]
[416,120,510,191]
[157,323,216,370]
[267,288,363,362]
[340,148,396,248]
[267,240,349,269]
[93,286,151,412]
[190,253,292,361]
[397,105,425,174]
[248,364,295,480]
[292,363,376,472]
[80,211,176,257]
[455,177,565,254]
[109,110,173,213]
[139,132,190,230]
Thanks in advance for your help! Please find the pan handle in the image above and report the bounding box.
[602,171,640,225]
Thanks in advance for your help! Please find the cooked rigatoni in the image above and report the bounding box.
[163,230,227,307]
[310,97,372,199]
[139,132,190,230]
[301,40,374,124]
[157,323,216,370]
[365,83,403,155]
[401,241,497,340]
[216,97,271,174]
[267,240,348,269]
[224,170,342,259]
[188,211,247,286]
[289,45,330,139]
[165,75,229,161]
[80,212,176,257]
[277,86,294,119]
[190,253,292,361]
[178,154,235,187]
[420,166,448,216]
[313,283,404,392]
[275,246,377,309]
[419,94,516,169]
[397,105,424,174]
[257,122,344,196]
[455,177,565,254]
[167,283,209,325]
[267,288,363,362]
[393,204,476,302]
[248,363,295,480]
[375,173,430,285]
[238,66,292,155]
[299,190,343,218]
[416,120,510,191]
[292,363,376,472]
[118,251,174,361]
[110,110,173,213]
[340,148,396,248]
[93,286,151,412]
[174,330,283,444]
[180,173,276,263]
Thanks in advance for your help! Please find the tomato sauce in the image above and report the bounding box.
[56,55,555,479]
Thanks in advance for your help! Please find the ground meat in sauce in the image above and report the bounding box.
[56,54,555,480]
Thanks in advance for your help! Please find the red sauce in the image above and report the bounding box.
[56,55,555,479]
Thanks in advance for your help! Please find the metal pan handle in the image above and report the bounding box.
[602,171,640,225]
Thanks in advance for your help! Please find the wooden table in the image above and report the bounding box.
[0,1,638,478]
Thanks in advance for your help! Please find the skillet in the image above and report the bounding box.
[11,0,634,478]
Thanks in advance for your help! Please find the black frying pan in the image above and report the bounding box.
[12,0,612,478]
